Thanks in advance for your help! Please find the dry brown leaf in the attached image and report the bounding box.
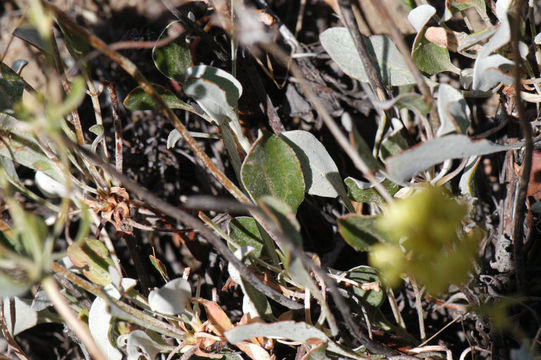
[198,299,234,336]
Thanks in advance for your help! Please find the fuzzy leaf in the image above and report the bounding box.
[408,5,435,33]
[320,28,416,86]
[119,330,170,360]
[472,54,514,91]
[241,132,305,213]
[89,297,123,360]
[386,134,521,183]
[413,40,460,75]
[183,65,250,151]
[437,83,471,136]
[148,278,191,315]
[225,321,365,360]
[281,130,346,198]
[152,21,192,83]
[2,297,38,335]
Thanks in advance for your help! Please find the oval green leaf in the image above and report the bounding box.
[241,132,305,213]
[152,21,192,83]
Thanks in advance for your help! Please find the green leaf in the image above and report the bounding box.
[385,134,521,183]
[241,132,305,213]
[0,62,25,112]
[152,21,192,83]
[320,28,416,86]
[257,196,328,326]
[0,114,62,181]
[228,216,264,258]
[149,255,170,282]
[413,40,460,75]
[338,215,389,252]
[57,24,92,58]
[67,239,114,286]
[259,196,303,251]
[352,127,381,171]
[123,84,191,111]
[345,177,399,205]
[408,5,459,75]
[342,265,386,308]
[380,129,409,160]
[228,248,272,318]
[281,130,346,198]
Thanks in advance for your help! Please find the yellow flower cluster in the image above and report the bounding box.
[369,186,482,294]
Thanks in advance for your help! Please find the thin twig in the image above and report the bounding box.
[103,81,123,175]
[418,315,462,347]
[410,277,426,341]
[510,0,531,291]
[248,61,285,135]
[337,0,387,101]
[86,79,109,159]
[41,276,106,360]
